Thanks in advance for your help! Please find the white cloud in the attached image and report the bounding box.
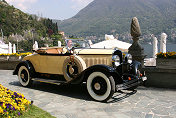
[71,0,93,9]
[6,0,38,11]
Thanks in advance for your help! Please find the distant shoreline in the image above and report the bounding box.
[142,43,176,58]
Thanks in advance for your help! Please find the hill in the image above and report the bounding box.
[0,0,58,37]
[59,0,176,40]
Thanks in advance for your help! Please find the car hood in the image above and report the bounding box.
[74,48,114,55]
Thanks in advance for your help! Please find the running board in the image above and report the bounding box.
[32,78,67,85]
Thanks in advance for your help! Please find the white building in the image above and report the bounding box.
[90,34,131,52]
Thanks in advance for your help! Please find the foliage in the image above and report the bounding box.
[0,1,44,36]
[0,84,31,118]
[0,52,32,56]
[157,52,176,59]
[43,19,58,36]
[0,1,58,48]
[51,34,64,46]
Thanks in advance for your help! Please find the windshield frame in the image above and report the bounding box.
[65,39,90,50]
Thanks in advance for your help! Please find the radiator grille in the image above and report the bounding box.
[80,55,112,68]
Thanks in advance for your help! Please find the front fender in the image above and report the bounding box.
[13,61,36,77]
[71,64,121,84]
[131,61,142,75]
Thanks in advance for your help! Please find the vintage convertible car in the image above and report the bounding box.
[13,39,147,102]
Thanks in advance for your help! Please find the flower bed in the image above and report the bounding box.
[156,52,176,69]
[0,84,31,118]
[157,52,176,59]
[0,52,32,57]
[0,52,32,61]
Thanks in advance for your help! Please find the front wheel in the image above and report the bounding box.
[86,71,115,102]
[18,66,33,87]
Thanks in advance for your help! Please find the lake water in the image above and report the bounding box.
[142,43,176,58]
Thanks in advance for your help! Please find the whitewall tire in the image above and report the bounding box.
[87,71,115,102]
[18,66,32,87]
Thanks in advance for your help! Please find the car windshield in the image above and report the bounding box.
[65,39,90,49]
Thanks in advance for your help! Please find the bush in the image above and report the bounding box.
[157,52,176,59]
[0,52,32,57]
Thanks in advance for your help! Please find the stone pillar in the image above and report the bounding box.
[58,41,61,47]
[128,17,145,67]
[153,37,158,58]
[13,44,16,53]
[33,41,38,50]
[8,42,12,54]
[88,40,93,46]
[44,44,49,47]
[160,33,167,53]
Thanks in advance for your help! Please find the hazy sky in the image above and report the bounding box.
[6,0,93,20]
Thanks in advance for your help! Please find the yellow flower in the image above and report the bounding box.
[0,107,3,113]
[0,84,31,117]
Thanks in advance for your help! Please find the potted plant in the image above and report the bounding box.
[0,53,9,61]
[8,53,21,61]
[156,52,176,69]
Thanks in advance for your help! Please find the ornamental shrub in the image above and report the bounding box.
[0,52,32,57]
[157,52,176,59]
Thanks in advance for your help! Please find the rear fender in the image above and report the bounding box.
[72,64,121,84]
[13,61,36,77]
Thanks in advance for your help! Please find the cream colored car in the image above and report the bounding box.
[13,39,147,102]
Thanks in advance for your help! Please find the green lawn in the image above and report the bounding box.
[19,105,56,118]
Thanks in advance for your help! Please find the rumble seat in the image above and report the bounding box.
[35,47,63,54]
[46,48,63,54]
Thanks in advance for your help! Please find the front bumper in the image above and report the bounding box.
[116,76,147,91]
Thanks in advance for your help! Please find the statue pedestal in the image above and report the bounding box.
[128,40,145,67]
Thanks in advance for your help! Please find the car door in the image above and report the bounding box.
[46,55,68,75]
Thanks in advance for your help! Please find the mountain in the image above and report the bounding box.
[0,0,58,37]
[59,0,176,38]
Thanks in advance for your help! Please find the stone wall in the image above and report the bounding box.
[0,61,20,70]
[144,66,176,89]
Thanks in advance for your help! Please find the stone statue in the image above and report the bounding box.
[58,41,61,47]
[8,42,12,54]
[33,41,38,50]
[130,17,141,40]
[160,33,167,53]
[13,44,16,53]
[153,36,158,58]
[128,17,145,67]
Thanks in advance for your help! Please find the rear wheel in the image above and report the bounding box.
[18,66,32,87]
[86,71,115,102]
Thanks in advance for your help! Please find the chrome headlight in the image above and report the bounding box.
[125,54,132,63]
[112,55,119,62]
[112,55,120,67]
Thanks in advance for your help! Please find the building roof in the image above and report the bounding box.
[90,39,131,52]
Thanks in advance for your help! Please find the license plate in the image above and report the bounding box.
[142,77,147,81]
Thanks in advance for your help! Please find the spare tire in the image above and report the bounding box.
[63,55,86,82]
